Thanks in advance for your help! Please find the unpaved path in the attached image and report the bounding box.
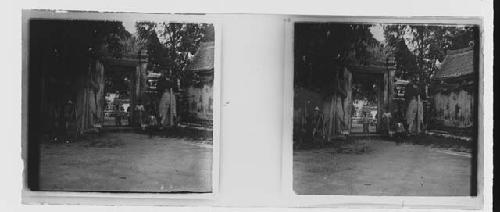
[39,133,212,192]
[294,139,471,196]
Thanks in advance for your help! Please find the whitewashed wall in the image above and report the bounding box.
[433,90,474,128]
[186,84,213,121]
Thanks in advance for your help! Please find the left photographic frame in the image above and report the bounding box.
[22,10,221,204]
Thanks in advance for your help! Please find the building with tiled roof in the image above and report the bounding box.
[433,47,474,79]
[184,41,214,73]
[180,41,214,126]
[430,47,477,130]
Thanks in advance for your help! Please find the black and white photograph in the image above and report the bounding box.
[10,5,491,210]
[24,12,217,193]
[292,22,480,196]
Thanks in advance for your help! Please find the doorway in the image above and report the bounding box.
[103,66,135,127]
[350,73,383,134]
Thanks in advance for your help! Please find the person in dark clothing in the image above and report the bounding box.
[126,106,131,126]
[146,110,157,138]
[115,103,123,127]
[135,100,146,129]
[392,103,408,143]
[62,99,75,143]
[381,105,392,136]
[311,106,324,138]
[362,111,370,133]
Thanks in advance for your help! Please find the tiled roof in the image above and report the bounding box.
[433,47,474,79]
[184,41,214,71]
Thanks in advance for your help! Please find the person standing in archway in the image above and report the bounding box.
[135,100,146,130]
[115,100,122,127]
[382,105,392,136]
[362,111,371,133]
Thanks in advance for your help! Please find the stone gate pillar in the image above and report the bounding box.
[386,56,396,112]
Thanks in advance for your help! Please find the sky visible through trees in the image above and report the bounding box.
[70,20,475,97]
[108,20,215,93]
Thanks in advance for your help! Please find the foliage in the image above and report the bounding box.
[384,25,477,85]
[294,23,384,95]
[135,22,164,66]
[35,20,131,59]
[29,19,133,137]
[351,78,379,105]
[30,20,131,101]
[135,22,214,87]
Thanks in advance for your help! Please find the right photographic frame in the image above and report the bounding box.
[283,17,483,204]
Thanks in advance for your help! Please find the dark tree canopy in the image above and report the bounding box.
[34,20,131,59]
[294,23,384,95]
[29,20,131,101]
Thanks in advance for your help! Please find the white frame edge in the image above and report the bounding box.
[280,15,485,209]
[21,10,223,206]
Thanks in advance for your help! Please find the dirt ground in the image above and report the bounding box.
[293,138,472,196]
[39,132,212,192]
